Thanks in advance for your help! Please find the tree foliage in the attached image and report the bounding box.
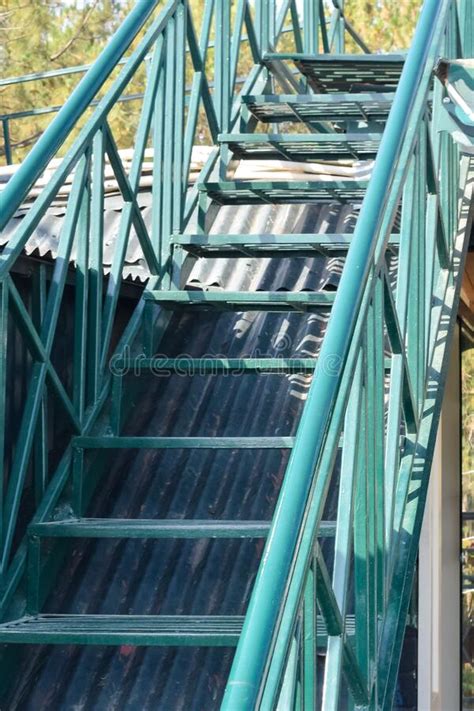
[0,0,421,162]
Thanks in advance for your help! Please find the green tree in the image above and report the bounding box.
[0,0,421,162]
[345,0,421,52]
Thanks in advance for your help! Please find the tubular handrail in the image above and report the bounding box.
[0,0,160,231]
[221,0,452,708]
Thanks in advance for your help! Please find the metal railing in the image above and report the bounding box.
[0,1,470,709]
[222,0,470,709]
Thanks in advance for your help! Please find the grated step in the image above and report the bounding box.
[242,92,395,124]
[264,53,405,93]
[0,611,354,646]
[145,290,336,311]
[200,180,368,205]
[219,132,381,161]
[171,233,400,257]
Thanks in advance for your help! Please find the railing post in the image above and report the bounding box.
[215,0,231,178]
[2,120,12,166]
[335,0,345,53]
[303,0,319,54]
[458,0,473,57]
[256,0,272,55]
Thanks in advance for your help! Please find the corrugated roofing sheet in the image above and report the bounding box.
[0,149,373,282]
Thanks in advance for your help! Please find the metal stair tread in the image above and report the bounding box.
[171,233,400,256]
[264,53,406,92]
[29,519,338,538]
[200,180,368,204]
[0,614,244,646]
[73,436,296,449]
[30,518,273,538]
[146,289,336,311]
[0,611,355,646]
[242,92,396,123]
[218,132,381,160]
[111,356,320,373]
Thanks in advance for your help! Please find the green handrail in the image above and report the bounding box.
[0,0,159,231]
[221,0,452,708]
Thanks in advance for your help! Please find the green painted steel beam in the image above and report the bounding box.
[110,357,320,374]
[29,519,272,539]
[0,615,244,646]
[73,436,295,449]
[145,290,336,311]
[29,519,337,539]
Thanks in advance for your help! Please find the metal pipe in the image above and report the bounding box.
[221,1,451,708]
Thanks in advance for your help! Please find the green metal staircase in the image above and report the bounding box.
[0,0,472,709]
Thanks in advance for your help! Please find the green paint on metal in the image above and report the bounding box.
[0,0,471,708]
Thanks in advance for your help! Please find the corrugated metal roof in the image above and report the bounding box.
[0,150,373,282]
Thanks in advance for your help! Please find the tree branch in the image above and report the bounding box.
[49,0,99,62]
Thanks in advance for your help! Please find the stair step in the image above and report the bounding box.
[29,518,338,539]
[73,436,295,449]
[242,92,395,124]
[264,53,405,93]
[200,180,368,205]
[0,615,244,646]
[172,232,400,257]
[145,290,336,311]
[112,356,393,375]
[219,132,381,161]
[30,519,273,539]
[113,357,319,374]
[0,610,353,646]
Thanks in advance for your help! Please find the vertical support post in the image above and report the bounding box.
[303,0,319,54]
[215,0,231,179]
[32,266,48,505]
[73,155,90,422]
[256,0,269,54]
[26,534,41,615]
[302,565,316,710]
[338,0,345,53]
[354,353,370,686]
[72,445,85,517]
[170,2,186,288]
[87,128,105,404]
[2,120,12,166]
[161,14,177,288]
[0,282,8,551]
[110,372,124,436]
[373,276,386,611]
[458,0,473,57]
[173,2,186,237]
[152,38,166,276]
